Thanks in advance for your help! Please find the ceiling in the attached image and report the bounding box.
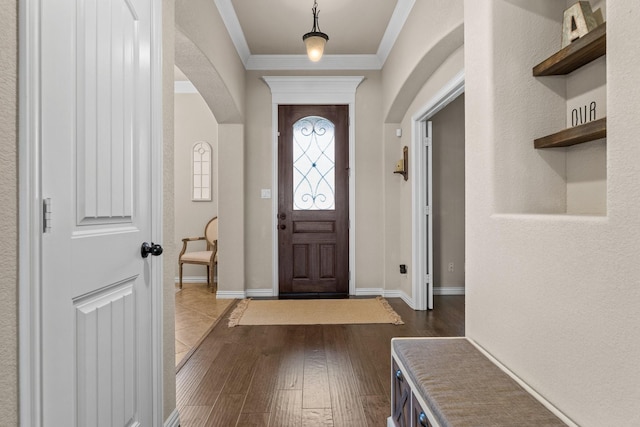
[215,0,415,70]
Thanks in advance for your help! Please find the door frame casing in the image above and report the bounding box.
[411,71,464,310]
[18,0,165,424]
[263,76,364,297]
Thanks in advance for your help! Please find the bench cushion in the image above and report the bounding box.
[392,338,566,427]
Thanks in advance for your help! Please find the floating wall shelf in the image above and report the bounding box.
[533,22,606,76]
[534,117,606,149]
[533,23,607,149]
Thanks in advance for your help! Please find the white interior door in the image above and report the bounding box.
[40,0,161,425]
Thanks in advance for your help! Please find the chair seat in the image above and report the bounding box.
[178,216,218,291]
[180,250,216,263]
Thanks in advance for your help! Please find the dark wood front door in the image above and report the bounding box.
[278,105,349,297]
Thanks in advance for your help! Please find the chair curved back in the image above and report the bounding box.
[204,217,218,248]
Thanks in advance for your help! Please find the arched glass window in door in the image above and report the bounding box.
[192,141,212,201]
[293,116,335,210]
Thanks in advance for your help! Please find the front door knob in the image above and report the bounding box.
[141,242,163,258]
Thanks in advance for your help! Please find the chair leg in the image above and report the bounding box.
[206,266,210,289]
[212,263,218,294]
[179,263,183,289]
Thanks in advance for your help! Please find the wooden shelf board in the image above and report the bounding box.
[534,117,606,149]
[533,22,606,76]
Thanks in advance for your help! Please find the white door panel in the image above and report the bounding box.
[40,0,158,425]
[76,0,140,225]
[75,281,138,426]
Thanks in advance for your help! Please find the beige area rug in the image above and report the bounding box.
[228,297,404,327]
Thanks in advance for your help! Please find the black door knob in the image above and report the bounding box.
[278,224,286,230]
[141,242,163,258]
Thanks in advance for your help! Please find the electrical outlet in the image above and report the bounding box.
[399,264,407,274]
[448,262,454,272]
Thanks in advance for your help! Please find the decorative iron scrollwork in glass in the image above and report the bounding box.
[293,116,335,210]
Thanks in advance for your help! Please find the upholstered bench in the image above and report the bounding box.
[389,338,568,427]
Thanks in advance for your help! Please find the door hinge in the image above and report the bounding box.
[424,206,431,215]
[43,198,52,233]
[424,274,430,284]
[277,131,281,137]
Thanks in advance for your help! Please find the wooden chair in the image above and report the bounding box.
[178,217,218,292]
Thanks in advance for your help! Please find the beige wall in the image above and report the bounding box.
[382,123,402,291]
[243,72,276,290]
[353,72,386,291]
[465,0,640,424]
[174,0,247,296]
[565,0,606,215]
[217,124,245,294]
[174,92,219,278]
[175,0,245,124]
[382,0,463,123]
[432,94,465,288]
[0,0,18,423]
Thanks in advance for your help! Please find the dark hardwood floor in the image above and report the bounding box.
[176,296,465,427]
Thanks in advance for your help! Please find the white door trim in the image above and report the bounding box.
[18,0,164,424]
[19,1,43,424]
[262,76,364,297]
[411,70,465,310]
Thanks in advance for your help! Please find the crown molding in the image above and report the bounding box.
[247,54,382,71]
[214,0,251,63]
[377,0,415,63]
[215,0,415,71]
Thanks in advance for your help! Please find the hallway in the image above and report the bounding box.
[176,296,465,426]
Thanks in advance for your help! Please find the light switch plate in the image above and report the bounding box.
[261,189,271,199]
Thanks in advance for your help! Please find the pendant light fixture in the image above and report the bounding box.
[302,0,329,62]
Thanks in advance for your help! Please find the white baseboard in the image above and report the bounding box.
[164,408,180,427]
[216,290,246,299]
[174,275,208,284]
[382,289,407,299]
[354,288,415,309]
[246,288,274,298]
[395,291,415,308]
[201,286,462,300]
[354,287,385,296]
[434,286,465,295]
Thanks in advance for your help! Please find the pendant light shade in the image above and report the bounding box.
[303,32,328,62]
[303,0,329,62]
